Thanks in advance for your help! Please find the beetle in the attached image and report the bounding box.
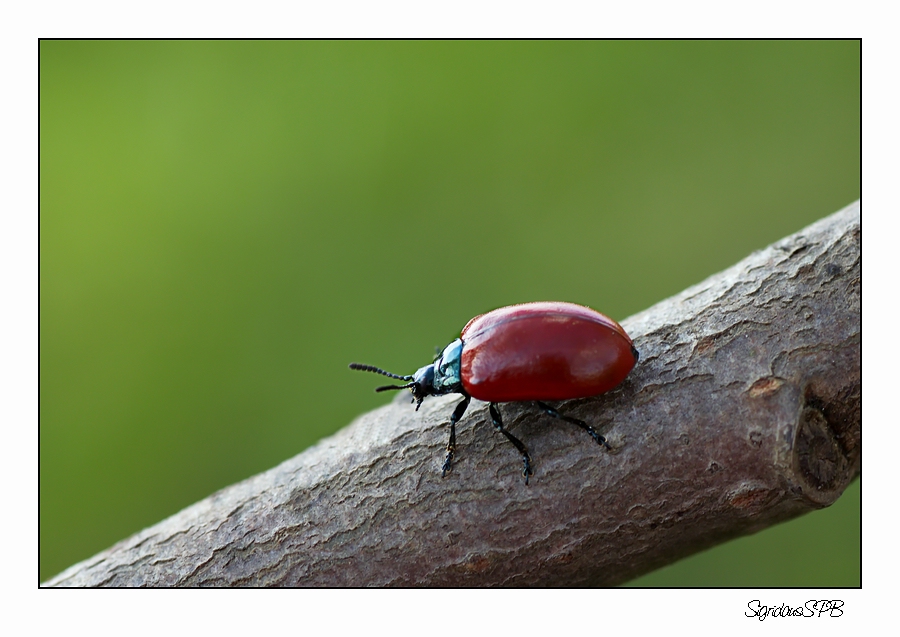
[349,301,638,484]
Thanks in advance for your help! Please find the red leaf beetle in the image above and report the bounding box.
[350,301,638,484]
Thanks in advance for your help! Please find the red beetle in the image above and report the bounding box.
[350,301,638,483]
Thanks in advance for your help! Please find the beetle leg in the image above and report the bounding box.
[535,401,612,451]
[442,395,470,477]
[489,403,533,484]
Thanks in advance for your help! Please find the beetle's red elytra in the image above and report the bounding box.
[460,301,636,402]
[350,301,638,484]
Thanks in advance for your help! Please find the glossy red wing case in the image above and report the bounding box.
[459,301,636,402]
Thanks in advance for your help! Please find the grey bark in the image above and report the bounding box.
[45,200,861,587]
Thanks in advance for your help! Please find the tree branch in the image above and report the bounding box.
[46,201,861,587]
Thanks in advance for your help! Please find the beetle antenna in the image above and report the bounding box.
[349,363,414,382]
[375,382,416,393]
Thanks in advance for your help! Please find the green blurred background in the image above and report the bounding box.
[40,40,860,585]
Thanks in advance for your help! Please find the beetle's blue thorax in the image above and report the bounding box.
[431,338,463,394]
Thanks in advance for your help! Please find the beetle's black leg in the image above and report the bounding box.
[442,395,470,477]
[489,403,533,484]
[535,401,612,451]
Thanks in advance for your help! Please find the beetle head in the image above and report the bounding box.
[348,362,436,410]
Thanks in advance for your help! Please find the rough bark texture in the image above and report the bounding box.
[46,201,861,587]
